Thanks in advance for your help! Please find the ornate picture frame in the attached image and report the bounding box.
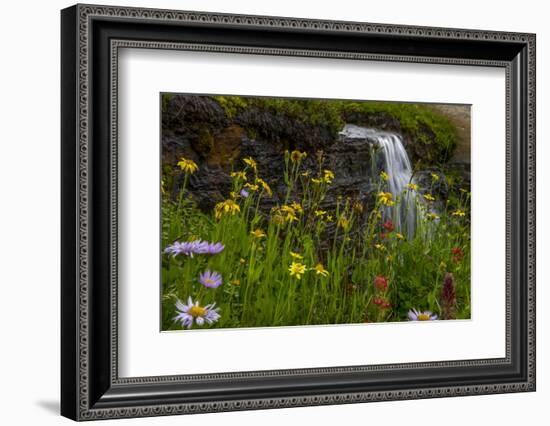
[61,4,536,421]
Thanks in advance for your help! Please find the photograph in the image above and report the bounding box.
[160,94,472,330]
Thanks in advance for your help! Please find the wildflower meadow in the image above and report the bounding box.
[161,146,471,331]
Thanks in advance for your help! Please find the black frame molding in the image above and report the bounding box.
[61,4,536,421]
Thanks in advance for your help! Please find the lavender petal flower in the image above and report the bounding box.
[407,308,438,321]
[199,270,223,288]
[205,242,225,255]
[173,296,221,329]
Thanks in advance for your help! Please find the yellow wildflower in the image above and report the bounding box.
[250,229,266,239]
[353,202,364,214]
[239,258,246,264]
[406,183,419,191]
[280,205,298,222]
[426,212,440,221]
[177,157,198,174]
[338,215,351,231]
[290,150,307,163]
[313,263,329,277]
[230,171,247,181]
[326,215,333,222]
[380,171,389,181]
[255,177,272,197]
[431,172,440,181]
[311,177,323,184]
[290,202,303,214]
[214,199,241,219]
[290,251,303,260]
[271,214,284,225]
[323,169,335,184]
[374,244,386,251]
[378,192,394,207]
[452,209,466,217]
[288,261,307,279]
[230,279,241,286]
[423,193,436,202]
[243,157,257,172]
[301,170,311,177]
[244,183,259,191]
[314,210,327,217]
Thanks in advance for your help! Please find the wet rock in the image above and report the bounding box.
[414,169,449,213]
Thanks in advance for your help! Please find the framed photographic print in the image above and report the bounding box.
[61,4,536,421]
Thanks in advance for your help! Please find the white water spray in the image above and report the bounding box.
[340,124,418,239]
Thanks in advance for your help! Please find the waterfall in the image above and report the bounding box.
[339,124,418,239]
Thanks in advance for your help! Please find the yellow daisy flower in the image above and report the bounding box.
[243,157,257,172]
[250,229,266,239]
[230,171,247,181]
[290,202,303,214]
[255,177,272,197]
[214,199,241,219]
[338,215,351,231]
[380,171,389,181]
[406,183,419,191]
[378,192,394,207]
[313,263,329,277]
[290,150,307,163]
[452,209,466,217]
[323,169,335,184]
[288,261,307,279]
[177,157,198,174]
[244,183,259,191]
[426,212,440,221]
[290,251,303,260]
[423,193,436,202]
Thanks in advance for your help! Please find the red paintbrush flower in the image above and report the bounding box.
[451,247,464,263]
[440,272,457,320]
[374,275,388,291]
[373,297,384,306]
[382,220,394,232]
[373,297,390,309]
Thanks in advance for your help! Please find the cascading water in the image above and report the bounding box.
[339,124,418,239]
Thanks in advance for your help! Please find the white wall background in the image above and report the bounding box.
[0,0,546,424]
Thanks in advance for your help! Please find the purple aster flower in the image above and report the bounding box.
[164,240,208,257]
[173,297,221,329]
[240,189,249,198]
[199,270,223,288]
[408,308,438,321]
[205,242,225,255]
[164,241,196,257]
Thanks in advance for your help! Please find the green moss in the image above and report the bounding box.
[341,101,458,164]
[161,93,174,114]
[211,95,249,118]
[211,95,458,165]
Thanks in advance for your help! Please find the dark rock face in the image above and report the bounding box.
[161,95,464,215]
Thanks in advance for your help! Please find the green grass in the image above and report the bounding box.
[161,152,470,331]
